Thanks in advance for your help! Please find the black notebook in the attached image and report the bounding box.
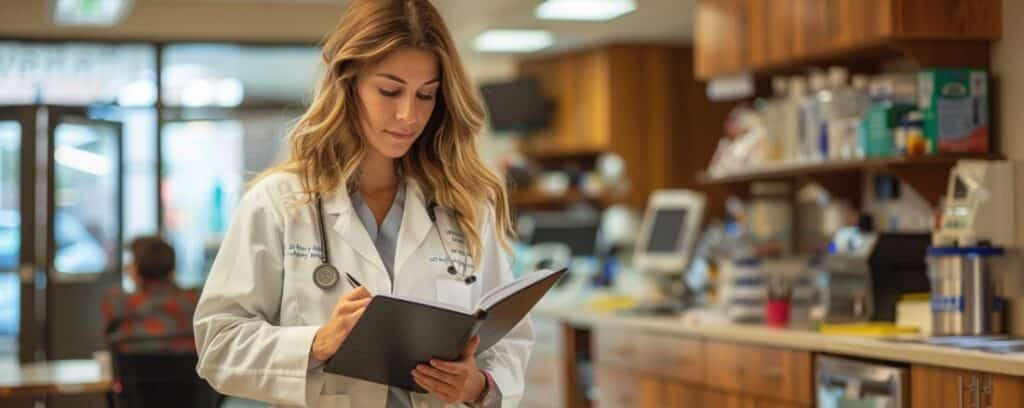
[323,268,566,392]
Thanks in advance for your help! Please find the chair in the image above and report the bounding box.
[108,334,224,408]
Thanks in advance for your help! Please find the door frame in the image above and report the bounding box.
[0,106,40,363]
[43,105,124,360]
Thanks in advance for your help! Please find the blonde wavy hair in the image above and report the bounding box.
[255,0,513,262]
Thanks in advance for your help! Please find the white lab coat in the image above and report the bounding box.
[194,172,533,408]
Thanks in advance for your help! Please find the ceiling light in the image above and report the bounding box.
[473,30,554,53]
[52,0,134,27]
[535,0,636,21]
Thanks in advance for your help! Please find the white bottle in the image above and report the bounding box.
[820,67,850,160]
[757,77,788,164]
[801,71,827,162]
[844,75,871,159]
[782,77,806,163]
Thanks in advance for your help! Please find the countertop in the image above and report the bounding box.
[0,358,112,398]
[533,307,1024,377]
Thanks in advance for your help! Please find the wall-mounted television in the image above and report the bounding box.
[479,77,553,133]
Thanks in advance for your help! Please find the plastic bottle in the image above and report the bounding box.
[756,77,788,163]
[783,77,807,163]
[801,71,827,162]
[827,71,870,159]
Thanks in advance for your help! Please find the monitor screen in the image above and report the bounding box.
[528,224,599,256]
[522,210,599,257]
[479,77,551,132]
[645,209,688,253]
[953,175,968,199]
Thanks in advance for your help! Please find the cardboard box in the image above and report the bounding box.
[917,68,990,153]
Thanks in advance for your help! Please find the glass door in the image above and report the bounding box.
[45,107,123,360]
[0,106,123,364]
[161,119,244,288]
[0,107,30,363]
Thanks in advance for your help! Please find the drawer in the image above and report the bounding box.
[594,367,643,408]
[741,345,811,405]
[704,342,812,405]
[594,327,640,368]
[705,342,746,392]
[637,332,705,383]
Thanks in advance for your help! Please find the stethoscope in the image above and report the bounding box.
[311,194,475,290]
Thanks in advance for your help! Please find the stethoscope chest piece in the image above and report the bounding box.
[313,263,340,290]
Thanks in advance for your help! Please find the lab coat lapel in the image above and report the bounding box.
[394,178,433,277]
[320,189,389,292]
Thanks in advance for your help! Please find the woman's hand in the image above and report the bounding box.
[412,336,487,404]
[310,287,372,362]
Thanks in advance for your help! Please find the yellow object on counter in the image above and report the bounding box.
[585,293,637,313]
[819,322,920,337]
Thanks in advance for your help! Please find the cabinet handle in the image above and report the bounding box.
[967,376,980,408]
[761,368,784,381]
[958,375,964,408]
[982,375,992,408]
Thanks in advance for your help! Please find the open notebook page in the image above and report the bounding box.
[477,268,562,312]
[376,268,563,317]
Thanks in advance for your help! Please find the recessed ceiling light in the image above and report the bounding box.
[52,0,134,26]
[473,30,554,53]
[535,0,636,21]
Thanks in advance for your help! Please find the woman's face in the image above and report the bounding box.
[356,46,441,159]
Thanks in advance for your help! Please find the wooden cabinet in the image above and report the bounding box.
[912,365,1024,408]
[705,342,746,391]
[593,366,644,408]
[694,0,748,79]
[663,381,704,406]
[637,333,705,384]
[695,0,1002,79]
[518,49,611,158]
[518,44,733,210]
[705,341,813,406]
[592,328,812,407]
[592,325,638,369]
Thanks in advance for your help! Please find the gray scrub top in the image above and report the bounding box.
[350,182,411,408]
[350,182,500,408]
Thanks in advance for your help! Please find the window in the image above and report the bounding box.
[160,44,318,286]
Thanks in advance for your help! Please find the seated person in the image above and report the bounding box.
[102,236,198,353]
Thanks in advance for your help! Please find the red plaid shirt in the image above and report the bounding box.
[101,281,198,353]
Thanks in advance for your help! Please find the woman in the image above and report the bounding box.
[192,1,531,407]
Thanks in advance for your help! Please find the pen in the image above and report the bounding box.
[345,272,363,289]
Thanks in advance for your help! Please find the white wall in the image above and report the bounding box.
[991,0,1024,326]
[992,0,1024,250]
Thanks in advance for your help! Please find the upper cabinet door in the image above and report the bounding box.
[695,0,748,79]
[694,0,1001,80]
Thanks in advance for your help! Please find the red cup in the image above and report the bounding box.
[765,298,790,327]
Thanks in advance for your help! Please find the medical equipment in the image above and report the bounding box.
[634,190,706,274]
[313,194,473,290]
[933,160,1016,247]
[627,189,707,313]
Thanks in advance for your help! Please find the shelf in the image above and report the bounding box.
[729,39,991,80]
[520,146,607,161]
[698,154,1002,185]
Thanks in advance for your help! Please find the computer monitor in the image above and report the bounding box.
[633,190,706,275]
[518,210,600,257]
